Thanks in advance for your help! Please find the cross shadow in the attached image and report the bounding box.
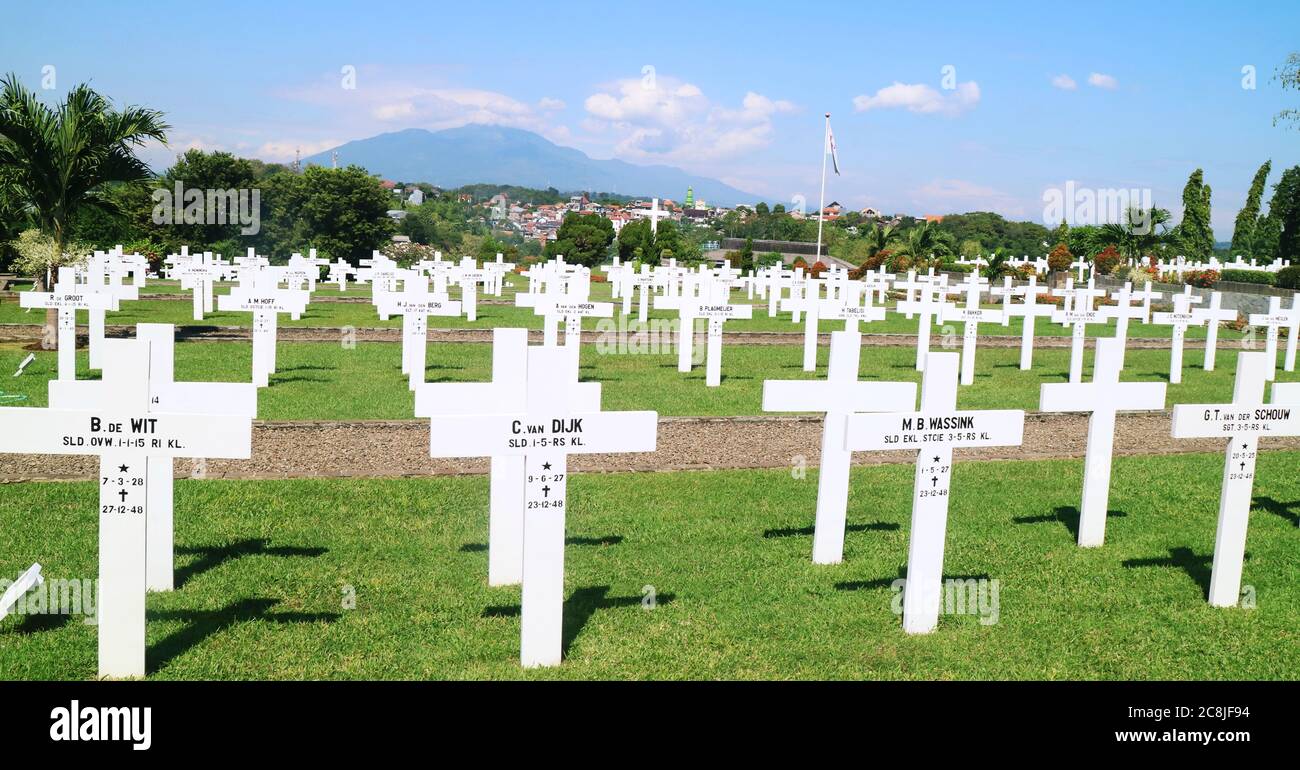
[5,610,79,635]
[268,375,329,385]
[423,363,464,373]
[147,598,339,674]
[835,567,990,592]
[277,364,333,372]
[763,521,899,538]
[481,585,676,657]
[1121,546,1243,598]
[459,534,624,552]
[1013,505,1127,540]
[174,539,328,589]
[174,326,223,340]
[1252,496,1299,526]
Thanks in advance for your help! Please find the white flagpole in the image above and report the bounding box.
[815,112,830,264]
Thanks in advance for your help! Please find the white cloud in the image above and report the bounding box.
[852,81,980,116]
[537,97,565,111]
[911,178,1027,218]
[1087,72,1118,90]
[581,75,796,162]
[1051,74,1077,91]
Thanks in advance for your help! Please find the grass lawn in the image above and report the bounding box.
[0,283,1258,339]
[2,338,1297,420]
[0,451,1295,680]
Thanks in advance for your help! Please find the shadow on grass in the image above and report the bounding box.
[1013,505,1127,540]
[174,539,328,589]
[835,568,990,592]
[763,521,899,539]
[277,364,334,373]
[1121,546,1248,598]
[268,376,330,385]
[1252,496,1299,526]
[459,534,624,553]
[481,585,676,657]
[148,598,339,674]
[7,611,78,635]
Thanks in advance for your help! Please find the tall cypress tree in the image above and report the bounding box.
[1230,161,1271,255]
[1178,168,1215,258]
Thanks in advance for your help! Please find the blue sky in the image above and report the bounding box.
[4,0,1299,234]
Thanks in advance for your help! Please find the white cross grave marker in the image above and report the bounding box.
[1039,338,1167,546]
[1247,294,1300,380]
[1000,274,1055,370]
[895,274,953,371]
[217,271,310,387]
[939,273,1005,386]
[427,345,657,667]
[1194,291,1238,372]
[19,267,112,381]
[762,330,916,564]
[1107,281,1154,370]
[1170,351,1300,606]
[48,324,258,591]
[0,338,252,677]
[415,328,600,586]
[845,352,1025,633]
[376,272,463,390]
[1151,286,1206,384]
[1051,278,1113,383]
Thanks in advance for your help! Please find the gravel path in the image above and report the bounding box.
[0,322,1203,349]
[2,411,1294,482]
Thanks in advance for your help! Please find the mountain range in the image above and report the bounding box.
[303,125,763,206]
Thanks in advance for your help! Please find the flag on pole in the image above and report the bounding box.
[826,121,840,176]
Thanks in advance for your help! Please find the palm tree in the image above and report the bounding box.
[861,221,895,260]
[0,73,168,289]
[888,220,955,266]
[1096,206,1171,261]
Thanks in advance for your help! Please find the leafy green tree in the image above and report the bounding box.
[1175,168,1214,258]
[545,211,614,266]
[1231,161,1271,255]
[1272,166,1300,262]
[617,217,653,262]
[0,72,168,287]
[1097,207,1172,259]
[152,149,259,250]
[887,221,955,263]
[258,165,393,262]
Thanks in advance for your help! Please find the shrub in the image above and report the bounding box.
[1184,269,1220,288]
[1278,265,1300,290]
[1219,269,1276,285]
[791,257,809,271]
[1047,242,1072,273]
[1093,245,1122,275]
[808,261,828,279]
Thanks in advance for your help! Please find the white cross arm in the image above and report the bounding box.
[429,411,658,457]
[0,408,252,458]
[762,381,915,413]
[378,297,463,317]
[1039,381,1166,413]
[49,380,257,417]
[1170,403,1300,438]
[20,291,113,311]
[1274,383,1300,404]
[691,302,753,320]
[845,410,1025,451]
[1051,308,1114,324]
[549,300,614,318]
[941,306,1005,324]
[1152,311,1205,326]
[217,295,307,314]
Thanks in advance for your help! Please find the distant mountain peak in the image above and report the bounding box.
[303,124,761,204]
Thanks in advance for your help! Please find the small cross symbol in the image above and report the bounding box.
[117,488,128,502]
[541,485,551,498]
[931,476,939,488]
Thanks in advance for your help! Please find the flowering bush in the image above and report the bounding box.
[1093,246,1122,276]
[1047,242,1072,273]
[1184,269,1220,288]
[808,261,828,279]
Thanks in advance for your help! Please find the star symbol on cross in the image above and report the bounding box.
[118,464,129,473]
[933,456,940,463]
[542,462,552,471]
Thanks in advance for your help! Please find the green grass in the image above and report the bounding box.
[0,451,1296,679]
[2,337,1297,420]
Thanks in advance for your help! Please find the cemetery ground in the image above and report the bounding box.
[1,451,1296,680]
